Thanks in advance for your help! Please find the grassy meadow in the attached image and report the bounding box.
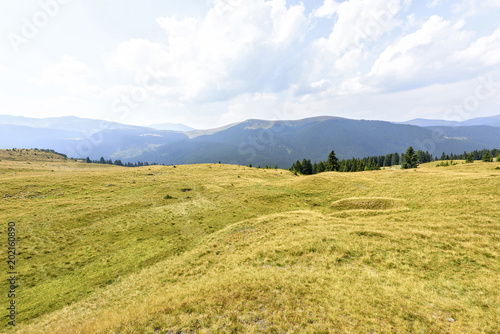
[0,149,499,333]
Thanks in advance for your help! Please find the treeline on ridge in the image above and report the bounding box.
[290,148,500,175]
[84,157,160,167]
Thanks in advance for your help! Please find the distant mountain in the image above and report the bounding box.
[149,123,196,132]
[400,114,500,127]
[1,115,499,167]
[0,123,187,161]
[399,119,459,127]
[133,117,500,167]
[460,115,500,127]
[0,115,149,134]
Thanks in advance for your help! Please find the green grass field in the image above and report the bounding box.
[0,149,499,333]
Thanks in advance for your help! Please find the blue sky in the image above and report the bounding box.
[1,0,499,128]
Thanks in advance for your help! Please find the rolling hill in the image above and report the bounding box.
[1,150,498,333]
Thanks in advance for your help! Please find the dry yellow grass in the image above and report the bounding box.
[0,150,499,333]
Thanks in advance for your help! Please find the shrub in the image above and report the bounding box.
[164,195,174,199]
[482,153,493,162]
[465,153,474,163]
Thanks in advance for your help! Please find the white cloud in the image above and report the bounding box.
[453,28,500,66]
[104,39,168,73]
[156,16,200,37]
[427,0,441,8]
[30,55,101,97]
[368,16,474,89]
[482,0,500,8]
[31,55,91,85]
[106,0,307,104]
[313,0,339,19]
[452,0,500,17]
[296,0,409,98]
[317,0,408,57]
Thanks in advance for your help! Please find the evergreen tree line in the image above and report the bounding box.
[437,149,500,161]
[289,150,384,175]
[289,147,500,175]
[85,157,160,167]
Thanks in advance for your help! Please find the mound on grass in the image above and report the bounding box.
[331,197,407,211]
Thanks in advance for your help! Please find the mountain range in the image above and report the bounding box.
[399,114,500,127]
[1,114,499,167]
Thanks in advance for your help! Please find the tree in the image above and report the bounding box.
[316,161,326,173]
[301,159,313,175]
[466,152,474,163]
[482,153,493,162]
[291,160,302,174]
[326,150,339,171]
[402,146,418,169]
[497,154,500,162]
[391,153,400,166]
[85,157,91,163]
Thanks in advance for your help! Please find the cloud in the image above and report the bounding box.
[30,55,101,97]
[313,0,340,19]
[452,0,500,17]
[106,0,307,104]
[104,39,168,73]
[482,0,500,8]
[316,0,408,57]
[294,0,409,98]
[453,28,500,67]
[368,16,475,90]
[427,0,441,9]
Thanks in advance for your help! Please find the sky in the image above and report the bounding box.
[1,0,500,129]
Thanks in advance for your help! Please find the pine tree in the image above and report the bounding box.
[326,150,339,171]
[482,153,492,162]
[316,161,326,173]
[301,159,313,175]
[391,153,399,166]
[291,160,302,174]
[466,152,474,163]
[402,146,418,169]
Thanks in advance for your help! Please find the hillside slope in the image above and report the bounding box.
[0,151,499,333]
[135,117,500,167]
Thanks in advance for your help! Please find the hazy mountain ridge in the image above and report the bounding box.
[1,114,499,166]
[400,114,500,127]
[149,123,196,132]
[0,115,150,133]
